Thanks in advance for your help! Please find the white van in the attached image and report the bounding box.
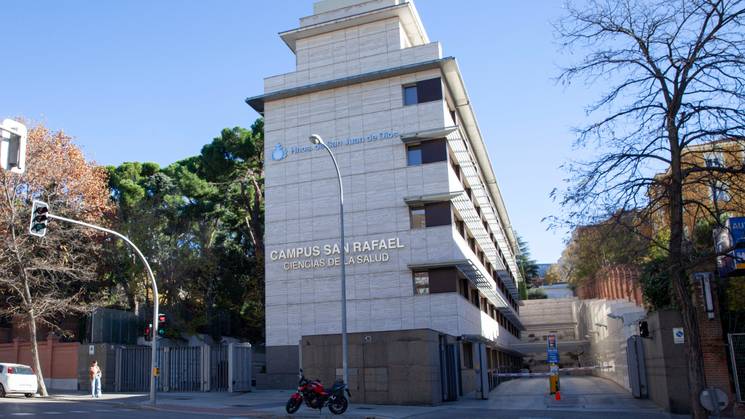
[0,363,38,398]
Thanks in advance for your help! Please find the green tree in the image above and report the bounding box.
[516,235,539,287]
[104,119,265,342]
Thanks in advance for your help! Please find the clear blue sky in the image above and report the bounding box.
[1,0,601,263]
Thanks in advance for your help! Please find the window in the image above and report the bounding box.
[428,268,458,293]
[406,139,447,166]
[410,202,452,229]
[462,342,474,369]
[470,289,480,306]
[403,85,418,106]
[407,145,422,166]
[460,277,470,299]
[410,206,426,229]
[425,201,451,227]
[450,158,460,179]
[711,181,731,202]
[455,218,465,238]
[402,77,443,106]
[705,152,724,168]
[413,271,429,295]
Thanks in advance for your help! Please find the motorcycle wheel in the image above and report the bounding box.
[285,397,302,414]
[328,396,348,415]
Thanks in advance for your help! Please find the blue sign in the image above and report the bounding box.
[730,217,745,247]
[735,248,745,270]
[547,349,559,364]
[269,131,400,162]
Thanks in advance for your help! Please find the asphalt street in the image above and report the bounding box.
[0,397,228,419]
[0,377,692,418]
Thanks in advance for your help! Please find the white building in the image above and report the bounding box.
[247,0,525,403]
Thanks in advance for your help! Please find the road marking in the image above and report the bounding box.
[10,414,35,416]
[94,409,114,412]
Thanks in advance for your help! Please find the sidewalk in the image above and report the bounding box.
[49,390,444,418]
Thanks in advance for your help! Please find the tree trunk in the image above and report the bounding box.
[669,143,708,419]
[26,311,48,397]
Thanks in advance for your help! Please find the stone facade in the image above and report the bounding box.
[248,0,525,399]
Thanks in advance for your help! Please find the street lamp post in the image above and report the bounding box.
[41,212,160,406]
[309,134,348,388]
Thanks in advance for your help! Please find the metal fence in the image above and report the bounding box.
[229,343,253,392]
[114,343,252,393]
[728,333,745,402]
[210,345,229,392]
[89,308,139,345]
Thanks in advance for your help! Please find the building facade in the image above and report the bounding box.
[247,0,525,403]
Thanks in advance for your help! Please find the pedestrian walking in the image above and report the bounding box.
[89,360,102,398]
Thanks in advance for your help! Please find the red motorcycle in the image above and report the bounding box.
[285,369,350,415]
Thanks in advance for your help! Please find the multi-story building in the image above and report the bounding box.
[650,138,745,232]
[247,0,525,403]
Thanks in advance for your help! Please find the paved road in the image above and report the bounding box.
[0,376,692,418]
[0,396,229,419]
[439,376,689,419]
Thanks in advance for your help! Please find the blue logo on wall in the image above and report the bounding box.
[271,143,288,161]
[269,130,399,162]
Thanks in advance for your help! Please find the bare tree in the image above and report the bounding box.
[0,122,111,396]
[555,1,745,417]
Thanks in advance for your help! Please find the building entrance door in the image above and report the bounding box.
[439,337,459,402]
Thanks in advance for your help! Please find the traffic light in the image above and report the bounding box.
[157,313,167,337]
[29,200,50,237]
[639,320,650,338]
[0,119,27,174]
[144,323,152,341]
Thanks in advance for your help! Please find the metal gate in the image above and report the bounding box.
[210,345,229,392]
[438,336,459,402]
[115,346,153,392]
[114,343,252,393]
[115,343,252,393]
[161,346,202,392]
[115,346,203,392]
[728,333,745,402]
[627,335,648,398]
[229,343,253,392]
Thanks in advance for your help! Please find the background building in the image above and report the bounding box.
[248,0,525,403]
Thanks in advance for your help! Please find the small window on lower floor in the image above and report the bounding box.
[410,206,426,229]
[403,85,418,106]
[413,271,429,295]
[407,144,422,166]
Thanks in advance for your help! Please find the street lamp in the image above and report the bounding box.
[309,134,348,388]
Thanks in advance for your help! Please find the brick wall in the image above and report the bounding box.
[0,335,80,390]
[575,265,644,306]
[692,279,741,417]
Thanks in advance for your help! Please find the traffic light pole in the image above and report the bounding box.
[45,213,160,406]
